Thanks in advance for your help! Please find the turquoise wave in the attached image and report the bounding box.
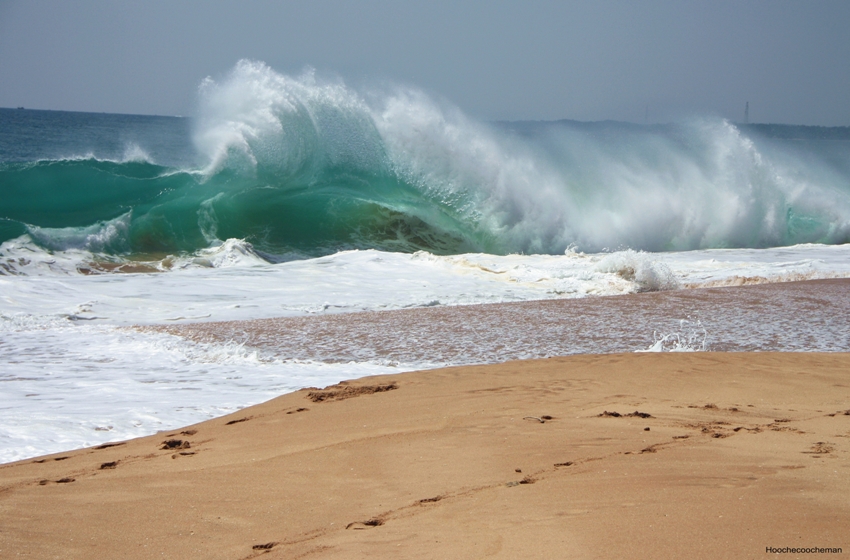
[0,157,484,257]
[2,61,850,259]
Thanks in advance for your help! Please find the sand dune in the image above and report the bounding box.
[1,352,848,558]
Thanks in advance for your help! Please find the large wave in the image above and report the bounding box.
[2,59,850,261]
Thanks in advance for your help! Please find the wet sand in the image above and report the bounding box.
[153,279,850,363]
[1,352,848,559]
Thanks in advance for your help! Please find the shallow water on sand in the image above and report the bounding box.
[159,279,850,364]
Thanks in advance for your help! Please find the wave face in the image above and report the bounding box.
[2,59,850,260]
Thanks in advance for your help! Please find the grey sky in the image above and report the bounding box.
[1,0,848,125]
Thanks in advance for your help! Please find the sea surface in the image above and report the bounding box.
[2,60,850,463]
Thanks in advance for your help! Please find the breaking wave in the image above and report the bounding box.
[2,59,850,263]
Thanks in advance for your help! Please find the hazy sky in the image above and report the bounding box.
[1,0,848,125]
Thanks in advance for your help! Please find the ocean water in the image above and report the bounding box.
[2,59,850,463]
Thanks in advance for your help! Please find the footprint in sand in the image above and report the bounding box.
[161,439,191,450]
[345,519,384,530]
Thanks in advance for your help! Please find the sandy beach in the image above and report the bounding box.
[1,351,848,559]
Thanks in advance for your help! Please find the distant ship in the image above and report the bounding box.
[17,106,24,110]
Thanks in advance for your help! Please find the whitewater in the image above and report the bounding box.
[2,60,850,463]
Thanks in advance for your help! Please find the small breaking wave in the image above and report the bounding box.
[637,319,709,352]
[0,235,271,276]
[27,212,133,253]
[595,250,679,292]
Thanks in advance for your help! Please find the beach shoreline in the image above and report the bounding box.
[2,352,848,558]
[149,277,850,362]
[4,277,848,465]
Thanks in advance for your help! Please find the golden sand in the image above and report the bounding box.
[1,352,848,559]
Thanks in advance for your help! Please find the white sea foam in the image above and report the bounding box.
[3,241,850,462]
[0,322,405,463]
[2,240,850,320]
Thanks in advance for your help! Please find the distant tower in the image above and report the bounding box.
[744,101,749,124]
